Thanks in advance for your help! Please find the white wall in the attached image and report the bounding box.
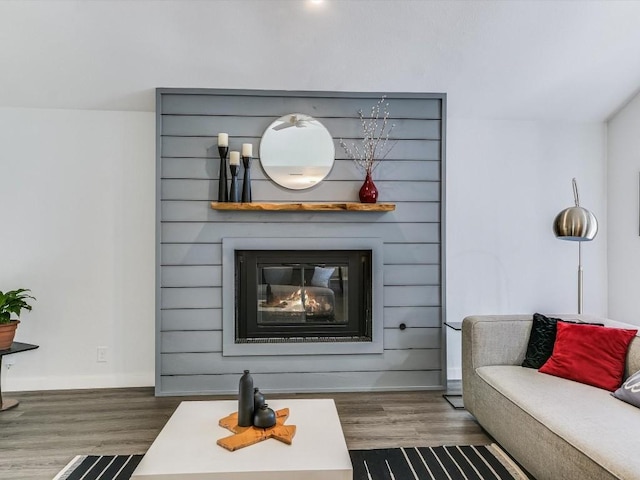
[0,106,608,391]
[0,107,155,391]
[445,119,608,377]
[607,90,640,326]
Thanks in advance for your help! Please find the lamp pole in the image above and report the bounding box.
[578,241,583,314]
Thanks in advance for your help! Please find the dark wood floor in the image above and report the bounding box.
[0,388,491,480]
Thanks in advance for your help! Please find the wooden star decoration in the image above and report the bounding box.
[217,407,297,451]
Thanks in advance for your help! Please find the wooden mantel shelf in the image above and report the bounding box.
[210,202,396,212]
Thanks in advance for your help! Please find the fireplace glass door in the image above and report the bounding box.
[235,250,372,343]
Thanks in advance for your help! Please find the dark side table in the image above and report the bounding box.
[0,342,39,411]
[443,322,464,409]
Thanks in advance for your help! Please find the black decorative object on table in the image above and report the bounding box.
[237,370,254,427]
[217,145,229,202]
[253,387,265,411]
[253,403,276,428]
[229,164,240,203]
[241,155,252,203]
[266,284,274,305]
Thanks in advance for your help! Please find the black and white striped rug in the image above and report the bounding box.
[349,445,529,480]
[54,445,528,480]
[53,455,143,480]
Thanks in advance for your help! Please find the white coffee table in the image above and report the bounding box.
[131,398,353,480]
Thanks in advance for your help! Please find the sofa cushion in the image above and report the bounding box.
[263,267,293,285]
[476,365,640,480]
[612,369,640,408]
[539,322,637,391]
[522,313,604,369]
[521,313,563,368]
[311,266,335,288]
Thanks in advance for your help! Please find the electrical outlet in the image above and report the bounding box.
[97,346,108,363]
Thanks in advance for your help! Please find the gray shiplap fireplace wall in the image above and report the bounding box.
[156,89,446,396]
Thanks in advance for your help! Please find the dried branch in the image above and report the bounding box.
[339,96,396,176]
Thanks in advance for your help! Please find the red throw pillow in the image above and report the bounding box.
[539,322,638,391]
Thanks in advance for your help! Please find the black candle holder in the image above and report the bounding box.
[217,146,229,202]
[229,164,240,202]
[242,155,252,203]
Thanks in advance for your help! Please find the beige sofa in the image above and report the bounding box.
[462,314,640,480]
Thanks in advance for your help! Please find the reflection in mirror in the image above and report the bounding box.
[259,113,335,190]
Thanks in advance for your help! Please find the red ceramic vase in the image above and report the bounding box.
[359,172,378,203]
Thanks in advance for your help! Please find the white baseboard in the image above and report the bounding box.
[3,373,154,392]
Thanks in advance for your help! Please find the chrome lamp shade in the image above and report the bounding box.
[553,178,598,314]
[553,206,598,241]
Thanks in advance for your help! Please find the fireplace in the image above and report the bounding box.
[235,250,372,343]
[222,237,384,356]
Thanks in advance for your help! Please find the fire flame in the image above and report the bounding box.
[285,289,332,314]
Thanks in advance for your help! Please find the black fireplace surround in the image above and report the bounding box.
[235,250,373,343]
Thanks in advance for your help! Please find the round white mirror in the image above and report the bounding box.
[259,113,335,190]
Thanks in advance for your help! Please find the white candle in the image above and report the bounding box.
[229,151,240,165]
[242,143,253,157]
[218,133,228,147]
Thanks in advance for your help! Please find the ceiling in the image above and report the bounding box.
[1,0,640,122]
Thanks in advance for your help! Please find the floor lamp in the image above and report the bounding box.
[553,178,598,314]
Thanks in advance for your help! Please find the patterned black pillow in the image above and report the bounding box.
[522,313,604,369]
[522,313,562,369]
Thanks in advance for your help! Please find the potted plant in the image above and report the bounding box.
[0,288,36,350]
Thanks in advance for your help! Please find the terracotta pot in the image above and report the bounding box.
[359,172,378,204]
[0,320,19,350]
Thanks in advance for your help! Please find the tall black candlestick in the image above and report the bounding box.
[217,146,229,202]
[242,155,252,203]
[229,164,240,202]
